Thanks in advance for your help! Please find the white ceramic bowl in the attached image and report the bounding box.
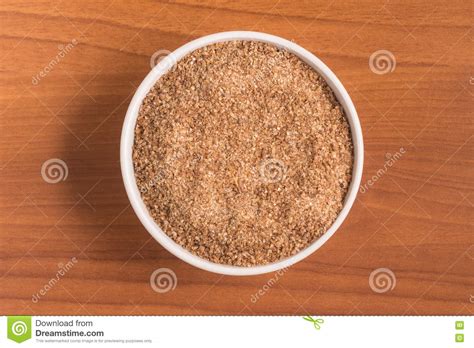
[121,31,364,276]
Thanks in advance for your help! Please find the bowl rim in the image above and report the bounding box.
[120,31,364,276]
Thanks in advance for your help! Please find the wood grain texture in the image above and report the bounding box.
[0,0,472,315]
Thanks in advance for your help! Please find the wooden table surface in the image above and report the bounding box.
[1,0,472,316]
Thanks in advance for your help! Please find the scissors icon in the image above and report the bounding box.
[303,316,324,330]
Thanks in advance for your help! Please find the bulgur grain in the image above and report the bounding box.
[133,41,353,266]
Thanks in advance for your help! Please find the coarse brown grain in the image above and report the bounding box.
[133,40,353,267]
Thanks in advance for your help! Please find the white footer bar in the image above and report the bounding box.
[0,316,471,347]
